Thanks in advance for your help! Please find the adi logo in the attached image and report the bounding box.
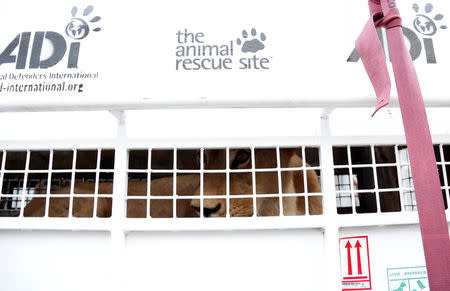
[65,5,102,40]
[0,5,101,69]
[412,2,447,36]
[348,1,446,64]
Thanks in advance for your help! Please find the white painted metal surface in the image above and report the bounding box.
[1,0,450,104]
[0,0,449,290]
[0,107,448,291]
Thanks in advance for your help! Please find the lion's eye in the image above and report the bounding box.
[236,150,250,163]
[230,150,251,169]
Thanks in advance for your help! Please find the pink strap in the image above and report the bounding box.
[356,0,450,289]
[356,5,402,116]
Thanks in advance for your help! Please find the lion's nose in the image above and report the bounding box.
[191,203,222,217]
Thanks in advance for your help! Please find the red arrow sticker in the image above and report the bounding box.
[345,241,353,275]
[355,240,363,275]
[340,236,372,290]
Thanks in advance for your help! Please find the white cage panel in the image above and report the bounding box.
[0,112,117,140]
[0,138,448,291]
[0,230,112,291]
[339,225,428,291]
[125,229,326,291]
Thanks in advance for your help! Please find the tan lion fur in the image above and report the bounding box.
[24,149,322,218]
[191,148,322,217]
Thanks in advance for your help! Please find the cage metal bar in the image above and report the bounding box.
[439,145,449,211]
[370,145,381,214]
[333,163,399,169]
[93,148,101,218]
[320,109,342,291]
[200,148,204,218]
[395,145,406,212]
[126,193,308,199]
[226,147,230,218]
[347,146,356,214]
[172,148,177,219]
[110,111,127,291]
[18,194,110,198]
[123,167,321,173]
[336,187,403,194]
[2,96,450,113]
[68,149,76,218]
[111,146,126,221]
[0,150,6,194]
[0,169,109,174]
[251,147,257,217]
[301,146,309,215]
[147,149,151,218]
[7,134,450,152]
[44,150,54,217]
[18,150,31,217]
[276,146,284,217]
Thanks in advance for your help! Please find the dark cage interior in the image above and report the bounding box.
[333,145,448,214]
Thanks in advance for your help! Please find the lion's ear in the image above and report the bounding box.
[279,148,298,166]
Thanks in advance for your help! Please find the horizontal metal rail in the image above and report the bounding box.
[1,96,450,112]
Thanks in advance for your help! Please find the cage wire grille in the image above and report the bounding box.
[126,147,323,219]
[333,144,449,214]
[0,144,449,221]
[0,149,115,218]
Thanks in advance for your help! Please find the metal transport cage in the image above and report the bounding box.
[1,0,450,291]
[1,106,449,291]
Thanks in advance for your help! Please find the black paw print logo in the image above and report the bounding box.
[65,5,102,40]
[236,28,266,53]
[412,3,447,36]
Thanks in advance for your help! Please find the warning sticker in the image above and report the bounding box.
[387,266,429,291]
[339,236,372,290]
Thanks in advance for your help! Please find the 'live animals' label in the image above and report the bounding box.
[387,266,429,291]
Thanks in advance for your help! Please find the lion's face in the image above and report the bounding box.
[191,149,253,217]
[190,148,317,217]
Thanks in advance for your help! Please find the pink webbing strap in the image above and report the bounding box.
[356,0,450,289]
